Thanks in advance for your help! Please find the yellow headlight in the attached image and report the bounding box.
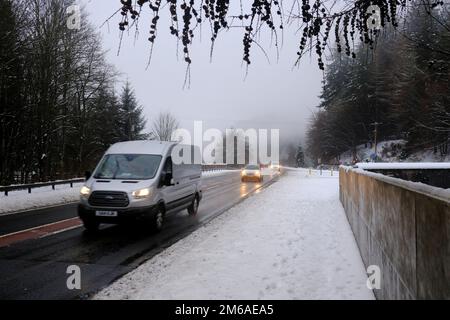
[132,187,151,199]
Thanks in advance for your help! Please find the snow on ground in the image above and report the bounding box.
[339,139,450,164]
[94,169,374,300]
[0,183,84,215]
[201,169,240,177]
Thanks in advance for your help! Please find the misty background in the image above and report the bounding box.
[80,0,323,161]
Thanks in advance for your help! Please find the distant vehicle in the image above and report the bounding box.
[270,162,281,172]
[78,141,202,232]
[241,164,263,182]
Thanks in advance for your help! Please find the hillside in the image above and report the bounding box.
[338,140,450,165]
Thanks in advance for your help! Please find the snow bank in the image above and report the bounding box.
[339,139,450,164]
[0,183,83,215]
[339,139,407,164]
[94,171,374,300]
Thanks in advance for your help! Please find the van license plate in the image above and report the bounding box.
[96,211,118,217]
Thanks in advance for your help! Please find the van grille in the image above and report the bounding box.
[88,191,129,208]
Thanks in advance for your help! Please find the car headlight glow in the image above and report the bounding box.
[255,170,261,176]
[132,187,152,199]
[80,186,91,197]
[241,170,247,176]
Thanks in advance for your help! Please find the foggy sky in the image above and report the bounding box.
[80,0,323,149]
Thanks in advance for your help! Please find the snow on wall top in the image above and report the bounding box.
[354,162,450,170]
[340,166,450,203]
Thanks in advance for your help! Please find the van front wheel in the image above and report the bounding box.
[187,196,199,216]
[152,206,165,232]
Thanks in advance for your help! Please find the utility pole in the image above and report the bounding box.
[370,122,382,160]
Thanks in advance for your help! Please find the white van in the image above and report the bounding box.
[78,141,202,232]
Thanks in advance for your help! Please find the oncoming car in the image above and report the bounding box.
[241,164,263,182]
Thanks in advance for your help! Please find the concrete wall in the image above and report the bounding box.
[339,167,450,299]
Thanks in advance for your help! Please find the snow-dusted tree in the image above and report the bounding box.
[307,3,450,163]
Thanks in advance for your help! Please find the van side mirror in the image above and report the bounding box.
[164,172,174,186]
[85,171,92,180]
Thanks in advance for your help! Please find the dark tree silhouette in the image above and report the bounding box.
[118,81,148,141]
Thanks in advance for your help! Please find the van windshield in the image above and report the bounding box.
[93,154,162,180]
[245,165,260,170]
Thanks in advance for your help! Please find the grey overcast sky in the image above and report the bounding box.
[80,0,323,146]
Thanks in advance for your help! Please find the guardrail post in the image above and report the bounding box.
[5,190,8,196]
[28,187,31,194]
[52,184,55,190]
[70,182,73,188]
[331,168,333,176]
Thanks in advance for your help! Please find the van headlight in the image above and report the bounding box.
[132,187,152,199]
[80,186,91,198]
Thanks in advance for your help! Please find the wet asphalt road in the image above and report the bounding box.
[0,171,280,299]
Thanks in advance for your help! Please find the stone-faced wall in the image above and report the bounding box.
[339,167,450,299]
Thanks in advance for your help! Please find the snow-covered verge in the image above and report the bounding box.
[339,139,450,164]
[0,183,84,215]
[94,170,374,300]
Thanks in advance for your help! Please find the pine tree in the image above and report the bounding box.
[92,88,121,147]
[118,81,148,141]
[295,145,305,168]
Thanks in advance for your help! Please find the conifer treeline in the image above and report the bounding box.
[0,0,147,185]
[307,5,449,163]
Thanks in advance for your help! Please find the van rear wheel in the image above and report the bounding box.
[187,196,199,216]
